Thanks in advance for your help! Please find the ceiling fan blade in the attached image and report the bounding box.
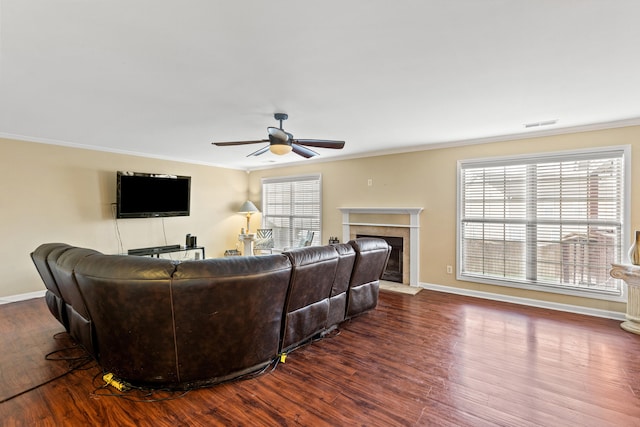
[247,145,271,157]
[291,143,319,158]
[212,139,268,146]
[293,139,345,149]
[267,127,289,142]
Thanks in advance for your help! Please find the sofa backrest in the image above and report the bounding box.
[171,255,292,386]
[30,243,72,329]
[74,254,178,385]
[330,243,357,297]
[74,253,294,388]
[52,248,100,318]
[48,247,100,354]
[280,245,339,352]
[327,243,356,328]
[346,238,391,318]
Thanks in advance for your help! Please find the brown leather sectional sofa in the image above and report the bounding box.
[31,238,391,389]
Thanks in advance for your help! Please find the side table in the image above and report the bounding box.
[610,263,640,334]
[238,233,256,256]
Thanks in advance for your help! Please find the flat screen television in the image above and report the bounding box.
[116,171,191,218]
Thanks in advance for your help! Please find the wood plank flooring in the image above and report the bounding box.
[1,289,640,426]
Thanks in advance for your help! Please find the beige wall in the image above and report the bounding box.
[0,138,248,298]
[4,125,639,313]
[247,125,640,315]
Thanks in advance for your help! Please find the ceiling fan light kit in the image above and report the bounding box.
[212,113,345,159]
[270,142,293,155]
[267,125,293,155]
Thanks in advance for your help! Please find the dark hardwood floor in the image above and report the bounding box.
[2,289,640,426]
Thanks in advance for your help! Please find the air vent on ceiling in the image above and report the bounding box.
[524,119,558,128]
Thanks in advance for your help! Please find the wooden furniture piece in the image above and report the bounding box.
[610,263,640,334]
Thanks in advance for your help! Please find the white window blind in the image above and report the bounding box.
[458,147,628,300]
[262,174,321,249]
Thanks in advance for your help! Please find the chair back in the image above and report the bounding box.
[254,228,275,255]
[297,230,315,247]
[255,229,274,247]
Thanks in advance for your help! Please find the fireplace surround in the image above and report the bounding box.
[339,207,423,286]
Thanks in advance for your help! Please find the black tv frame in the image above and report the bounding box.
[116,171,191,219]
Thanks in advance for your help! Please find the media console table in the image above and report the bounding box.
[127,245,205,260]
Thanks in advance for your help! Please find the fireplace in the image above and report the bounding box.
[357,234,403,282]
[340,207,423,286]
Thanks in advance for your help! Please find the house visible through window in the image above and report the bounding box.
[458,146,629,301]
[261,174,321,250]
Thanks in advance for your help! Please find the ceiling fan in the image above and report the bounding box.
[211,113,345,158]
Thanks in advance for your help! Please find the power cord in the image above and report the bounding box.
[111,203,124,254]
[90,355,283,402]
[0,337,94,404]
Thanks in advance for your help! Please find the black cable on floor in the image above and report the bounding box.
[0,357,93,404]
[89,356,283,402]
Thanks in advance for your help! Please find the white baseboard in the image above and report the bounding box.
[420,282,626,321]
[0,290,46,305]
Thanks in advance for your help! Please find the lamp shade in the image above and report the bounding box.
[238,200,259,214]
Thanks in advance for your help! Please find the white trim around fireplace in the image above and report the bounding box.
[339,207,423,286]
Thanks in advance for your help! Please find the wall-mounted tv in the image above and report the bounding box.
[116,171,191,218]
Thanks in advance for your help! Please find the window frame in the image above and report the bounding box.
[261,173,322,250]
[456,145,630,302]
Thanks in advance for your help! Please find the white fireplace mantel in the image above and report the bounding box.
[339,207,423,286]
[339,207,424,216]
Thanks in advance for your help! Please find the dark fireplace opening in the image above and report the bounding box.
[357,234,403,283]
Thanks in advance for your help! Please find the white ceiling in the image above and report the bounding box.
[2,1,640,170]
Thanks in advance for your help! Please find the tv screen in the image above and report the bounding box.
[116,171,191,218]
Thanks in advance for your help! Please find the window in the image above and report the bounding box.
[261,174,321,249]
[458,146,629,301]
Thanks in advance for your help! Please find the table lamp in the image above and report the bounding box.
[238,201,259,234]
